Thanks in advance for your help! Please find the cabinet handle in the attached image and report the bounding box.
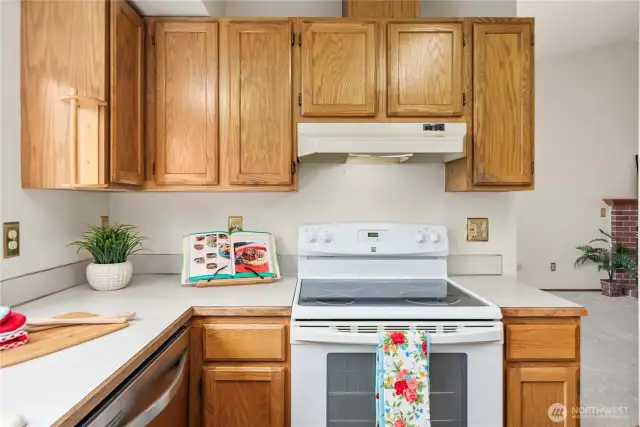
[291,160,297,176]
[298,33,302,46]
[125,350,188,427]
[291,32,295,46]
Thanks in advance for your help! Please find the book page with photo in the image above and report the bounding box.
[230,231,279,278]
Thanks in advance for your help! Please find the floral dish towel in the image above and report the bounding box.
[376,330,430,427]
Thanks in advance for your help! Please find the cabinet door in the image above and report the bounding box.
[387,22,463,116]
[222,21,292,185]
[203,366,285,427]
[156,22,218,185]
[110,1,144,185]
[507,366,578,427]
[21,0,108,188]
[300,21,377,117]
[473,23,533,185]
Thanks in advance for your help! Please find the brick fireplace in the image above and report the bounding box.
[604,198,638,291]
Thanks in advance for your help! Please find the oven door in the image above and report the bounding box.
[291,321,502,427]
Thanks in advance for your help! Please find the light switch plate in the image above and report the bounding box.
[228,216,243,233]
[3,221,20,258]
[466,218,489,242]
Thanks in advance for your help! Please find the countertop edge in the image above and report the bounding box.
[192,306,292,316]
[501,307,588,317]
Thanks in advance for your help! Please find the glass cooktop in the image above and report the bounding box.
[298,278,487,307]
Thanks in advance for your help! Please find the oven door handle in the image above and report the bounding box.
[291,328,502,345]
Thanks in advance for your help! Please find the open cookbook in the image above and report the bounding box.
[181,230,280,284]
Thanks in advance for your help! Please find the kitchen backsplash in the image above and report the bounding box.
[111,163,518,275]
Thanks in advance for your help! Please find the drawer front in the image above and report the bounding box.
[506,323,577,361]
[203,323,286,361]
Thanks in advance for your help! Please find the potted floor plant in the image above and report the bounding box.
[70,224,146,291]
[574,229,637,297]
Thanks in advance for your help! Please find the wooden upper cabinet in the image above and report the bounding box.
[343,0,419,18]
[110,1,144,185]
[300,21,377,117]
[221,21,292,185]
[507,366,577,427]
[155,22,218,185]
[21,0,109,189]
[387,22,463,116]
[203,366,285,427]
[473,23,533,185]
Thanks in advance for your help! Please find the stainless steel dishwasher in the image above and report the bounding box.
[77,326,190,427]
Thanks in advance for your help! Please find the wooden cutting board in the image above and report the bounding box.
[0,312,129,368]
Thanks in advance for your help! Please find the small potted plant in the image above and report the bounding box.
[70,224,146,291]
[574,229,637,297]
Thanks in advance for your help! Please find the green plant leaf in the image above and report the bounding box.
[69,223,146,264]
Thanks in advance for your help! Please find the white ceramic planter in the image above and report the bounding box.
[86,261,133,291]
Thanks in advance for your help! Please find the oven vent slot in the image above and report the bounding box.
[332,324,477,334]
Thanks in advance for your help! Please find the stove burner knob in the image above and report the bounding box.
[320,230,332,243]
[429,231,441,243]
[306,231,318,243]
[415,232,426,243]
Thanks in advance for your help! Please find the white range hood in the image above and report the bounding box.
[297,122,466,163]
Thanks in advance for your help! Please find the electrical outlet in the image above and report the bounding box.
[3,222,20,258]
[101,215,109,228]
[550,262,556,272]
[228,216,243,233]
[600,207,607,218]
[466,218,489,242]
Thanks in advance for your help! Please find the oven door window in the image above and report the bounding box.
[327,353,467,427]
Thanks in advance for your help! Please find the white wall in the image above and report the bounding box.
[111,163,518,276]
[224,0,341,16]
[0,1,110,281]
[421,0,516,17]
[515,41,639,289]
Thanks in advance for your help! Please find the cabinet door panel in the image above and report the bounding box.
[473,23,533,185]
[110,1,143,185]
[21,0,108,188]
[507,366,577,427]
[203,366,285,427]
[223,21,292,185]
[301,21,376,116]
[387,22,463,116]
[156,22,218,185]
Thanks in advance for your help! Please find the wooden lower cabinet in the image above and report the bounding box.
[506,365,578,427]
[503,316,583,427]
[203,365,285,427]
[191,316,290,427]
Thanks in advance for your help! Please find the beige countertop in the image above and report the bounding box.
[0,273,584,426]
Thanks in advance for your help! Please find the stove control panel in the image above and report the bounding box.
[299,223,448,256]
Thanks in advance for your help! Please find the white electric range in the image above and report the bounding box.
[291,223,503,427]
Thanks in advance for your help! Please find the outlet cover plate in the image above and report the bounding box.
[3,221,20,258]
[466,218,489,242]
[228,216,243,233]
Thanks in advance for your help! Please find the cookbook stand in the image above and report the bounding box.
[195,276,274,288]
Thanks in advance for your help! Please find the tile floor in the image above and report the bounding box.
[553,291,638,427]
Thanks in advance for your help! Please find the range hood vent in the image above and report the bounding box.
[298,123,466,164]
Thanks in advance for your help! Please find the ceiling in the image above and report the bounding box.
[518,0,639,56]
